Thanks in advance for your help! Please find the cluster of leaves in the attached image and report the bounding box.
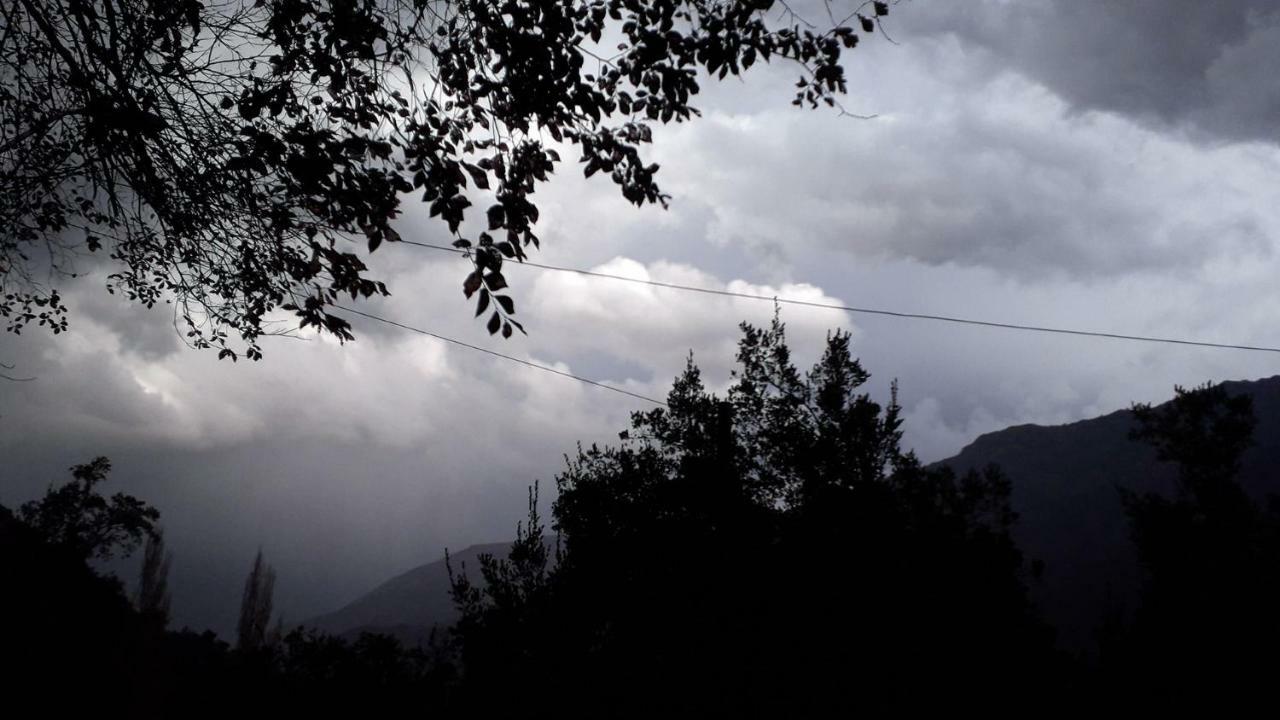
[17,456,159,561]
[2,0,892,357]
[450,316,1058,715]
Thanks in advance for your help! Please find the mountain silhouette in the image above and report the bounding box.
[303,541,513,646]
[306,377,1280,656]
[942,374,1280,655]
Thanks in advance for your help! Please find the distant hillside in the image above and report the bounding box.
[306,377,1280,655]
[302,541,513,646]
[941,375,1280,655]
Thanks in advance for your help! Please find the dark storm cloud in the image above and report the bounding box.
[907,0,1280,145]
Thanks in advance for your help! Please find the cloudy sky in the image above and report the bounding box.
[4,0,1280,636]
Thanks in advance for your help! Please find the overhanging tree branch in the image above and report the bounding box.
[2,0,893,360]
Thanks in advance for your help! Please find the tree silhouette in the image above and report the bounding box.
[451,315,1056,716]
[135,529,173,627]
[2,0,893,358]
[2,474,148,714]
[237,548,277,653]
[4,461,454,715]
[17,456,159,560]
[1115,383,1280,711]
[264,627,451,716]
[448,482,556,698]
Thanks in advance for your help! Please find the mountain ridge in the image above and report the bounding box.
[942,374,1280,653]
[302,540,514,645]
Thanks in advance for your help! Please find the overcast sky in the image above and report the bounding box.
[4,0,1280,636]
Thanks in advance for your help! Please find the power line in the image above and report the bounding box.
[333,304,668,406]
[397,239,1280,355]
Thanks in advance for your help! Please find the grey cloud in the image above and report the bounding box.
[643,52,1280,281]
[75,290,185,361]
[905,0,1280,145]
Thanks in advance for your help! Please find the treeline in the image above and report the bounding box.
[5,318,1280,716]
[0,459,452,716]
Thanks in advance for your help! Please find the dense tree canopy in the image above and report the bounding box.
[1,0,892,359]
[450,316,1059,716]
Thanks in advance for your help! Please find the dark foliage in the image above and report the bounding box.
[2,481,450,717]
[1,503,144,713]
[12,357,1280,715]
[2,0,891,358]
[237,548,278,652]
[135,529,173,625]
[267,627,457,715]
[17,455,159,560]
[450,316,1059,716]
[1106,383,1280,712]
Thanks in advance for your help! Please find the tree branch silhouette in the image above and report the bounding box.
[2,0,895,359]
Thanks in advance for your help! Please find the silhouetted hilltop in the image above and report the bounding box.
[940,375,1280,655]
[303,541,513,645]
